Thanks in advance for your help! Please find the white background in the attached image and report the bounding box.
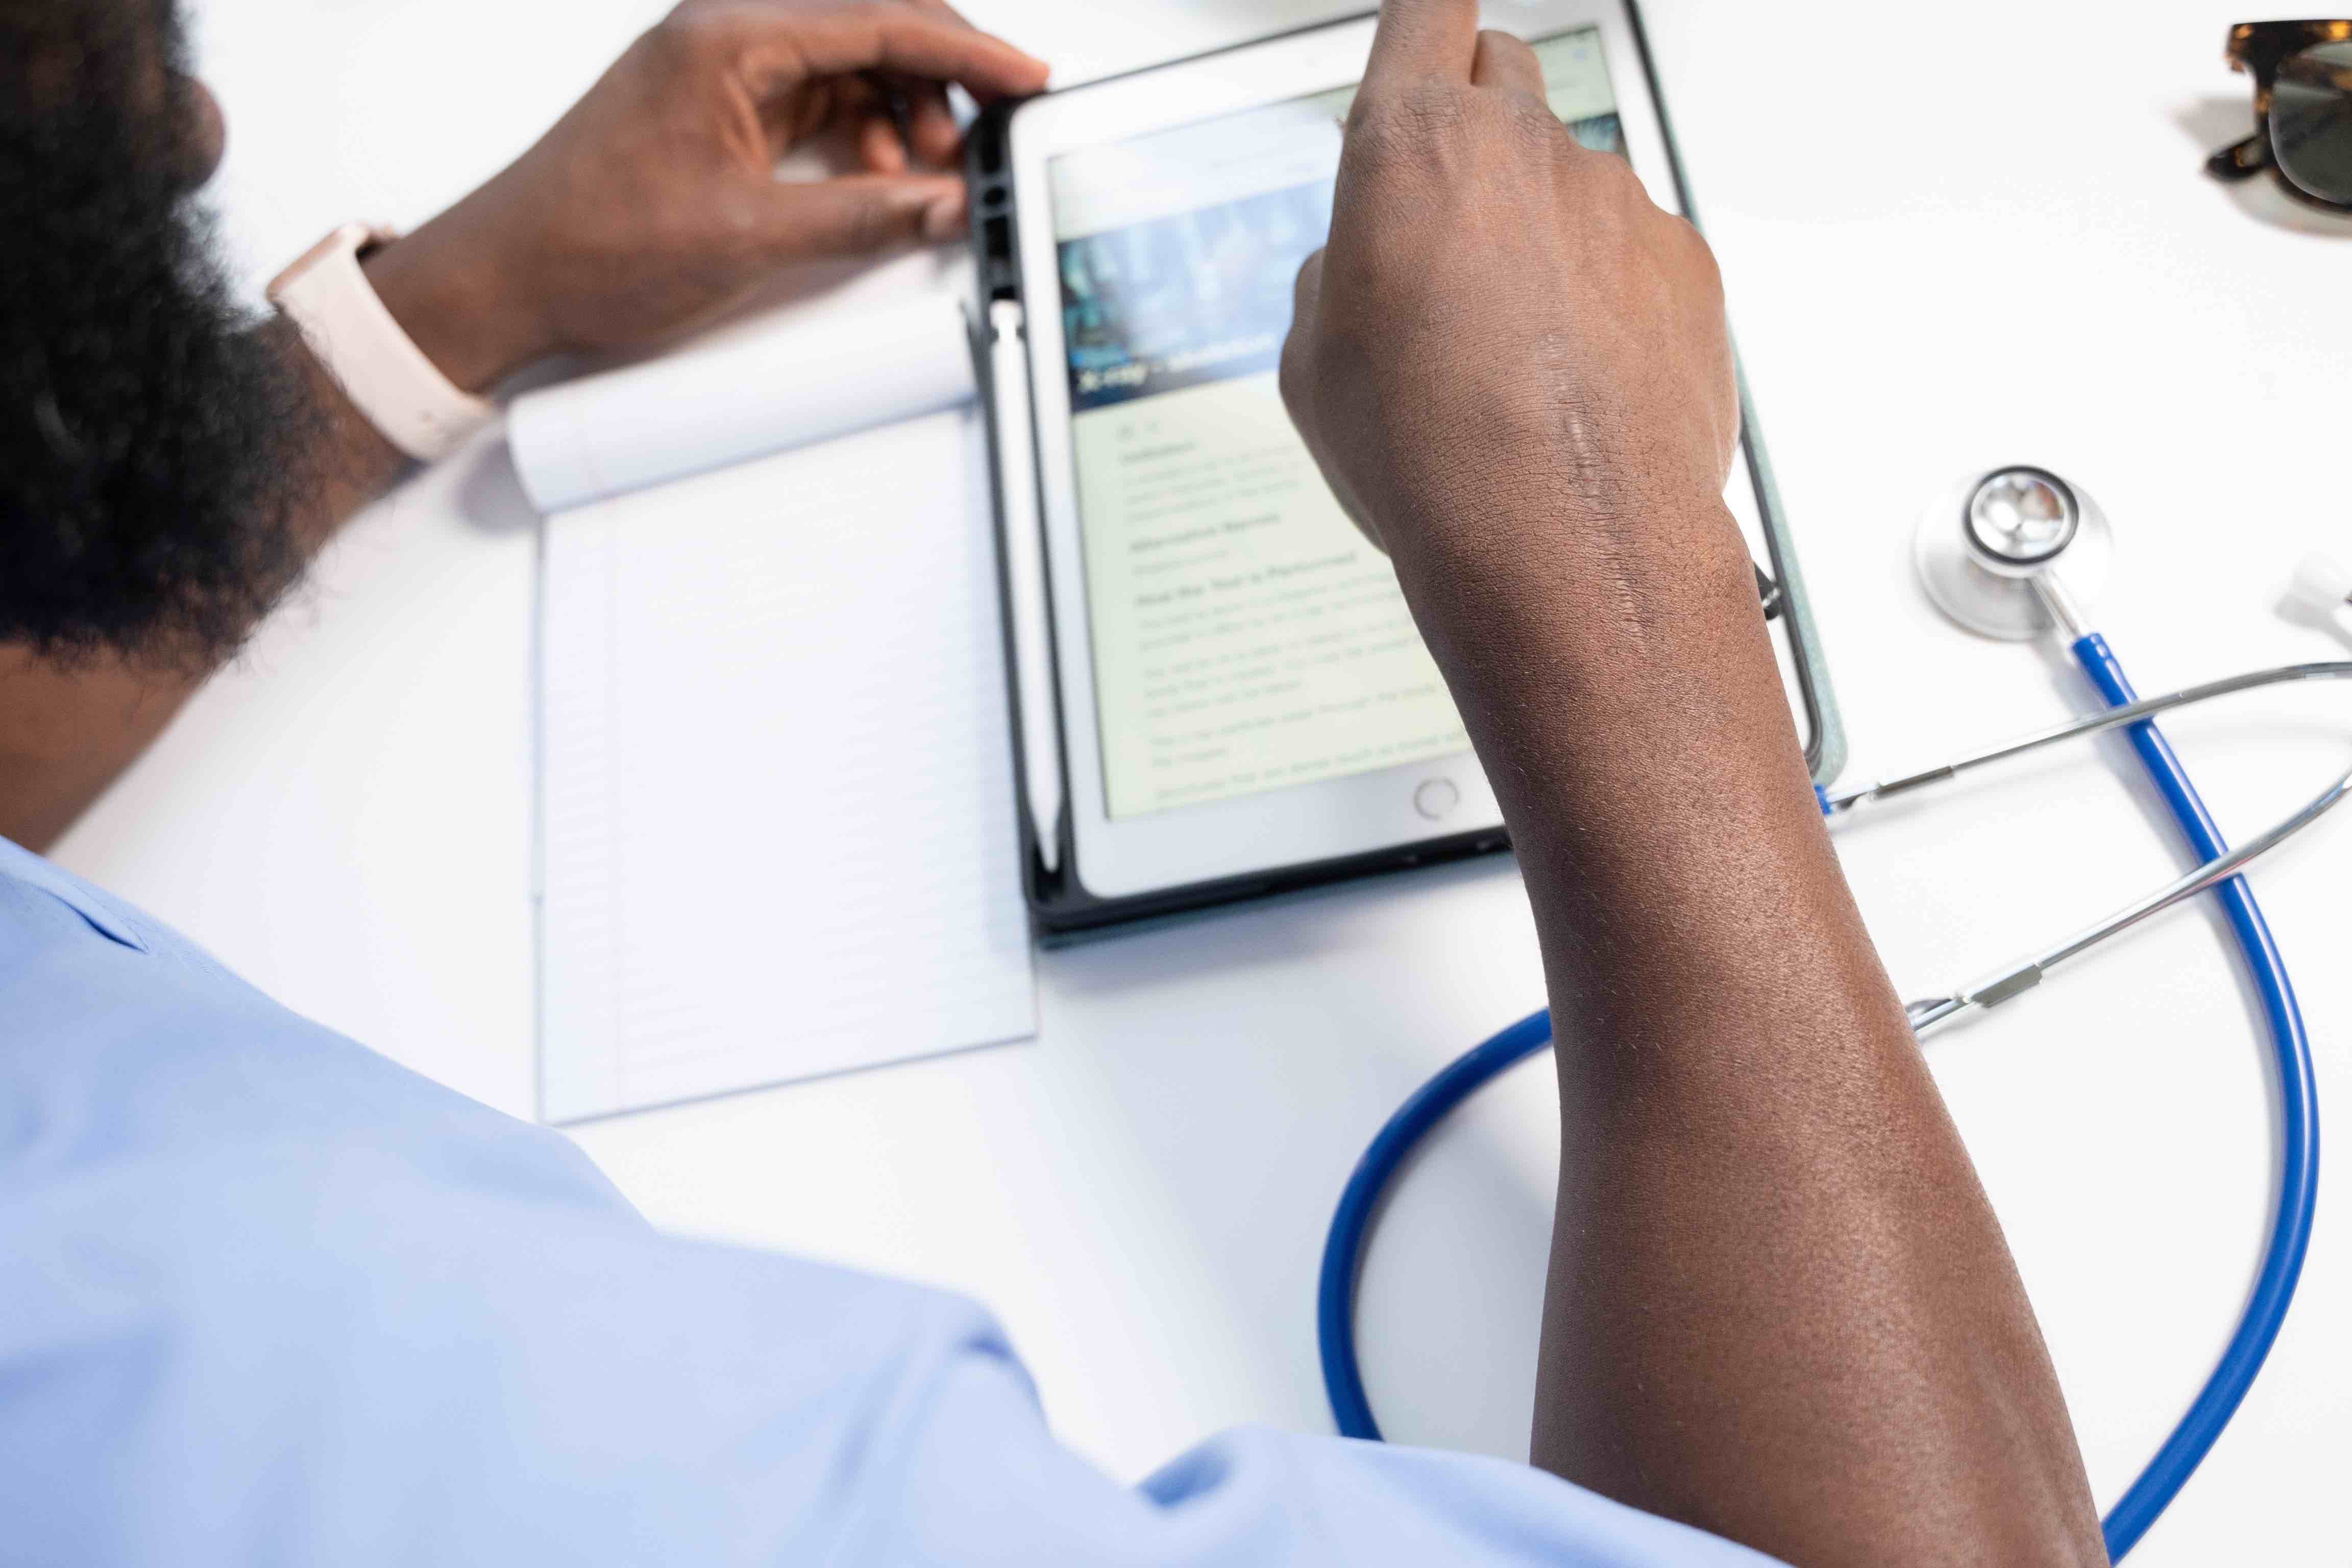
[53,1,2352,1561]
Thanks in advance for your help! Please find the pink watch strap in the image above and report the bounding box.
[267,223,497,463]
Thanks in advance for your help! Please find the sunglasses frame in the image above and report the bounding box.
[2208,19,2352,211]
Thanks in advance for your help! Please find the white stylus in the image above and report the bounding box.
[988,300,1064,875]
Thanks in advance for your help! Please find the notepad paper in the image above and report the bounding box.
[531,297,1034,1124]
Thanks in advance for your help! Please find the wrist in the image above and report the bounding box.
[1394,488,1794,830]
[360,215,548,394]
[1390,483,1753,668]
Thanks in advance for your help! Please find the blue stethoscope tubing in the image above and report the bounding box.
[1317,632,2320,1561]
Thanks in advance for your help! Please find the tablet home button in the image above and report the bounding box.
[1413,777,1461,821]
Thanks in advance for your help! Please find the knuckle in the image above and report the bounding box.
[1669,217,1725,295]
[1553,151,1655,244]
[1347,81,1474,163]
[1489,91,1565,153]
[1583,146,1647,200]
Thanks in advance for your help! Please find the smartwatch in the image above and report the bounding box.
[267,223,497,463]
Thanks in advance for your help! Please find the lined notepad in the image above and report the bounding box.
[529,297,1034,1124]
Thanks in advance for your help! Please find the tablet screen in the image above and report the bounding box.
[1048,29,1622,819]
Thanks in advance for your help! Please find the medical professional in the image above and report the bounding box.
[0,1,2108,1563]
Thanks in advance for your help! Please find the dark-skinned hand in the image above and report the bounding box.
[1279,2,1738,603]
[363,0,1049,392]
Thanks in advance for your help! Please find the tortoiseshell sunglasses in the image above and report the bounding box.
[2207,20,2352,210]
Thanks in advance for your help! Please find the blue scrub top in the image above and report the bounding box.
[0,838,1774,1566]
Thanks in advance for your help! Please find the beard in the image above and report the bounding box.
[1,1,320,668]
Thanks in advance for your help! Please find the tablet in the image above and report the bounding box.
[976,1,1841,933]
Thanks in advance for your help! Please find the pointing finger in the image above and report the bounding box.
[1361,0,1482,93]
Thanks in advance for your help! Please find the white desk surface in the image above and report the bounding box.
[59,1,2349,1559]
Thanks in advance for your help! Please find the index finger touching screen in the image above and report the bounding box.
[1361,0,1484,90]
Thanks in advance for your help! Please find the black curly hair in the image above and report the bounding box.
[1,0,320,668]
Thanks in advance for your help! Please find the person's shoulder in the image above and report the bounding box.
[0,978,991,1567]
[0,835,266,1015]
[0,838,633,1242]
[1139,1428,1792,1567]
[0,836,151,954]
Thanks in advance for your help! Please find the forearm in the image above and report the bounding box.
[1394,495,2105,1565]
[1278,6,2101,1555]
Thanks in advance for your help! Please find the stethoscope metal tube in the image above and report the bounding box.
[1823,659,2352,1034]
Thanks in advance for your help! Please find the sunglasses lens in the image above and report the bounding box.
[2271,40,2352,206]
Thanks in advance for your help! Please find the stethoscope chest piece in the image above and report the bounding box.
[1915,465,2114,640]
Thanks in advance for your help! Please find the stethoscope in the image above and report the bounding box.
[1319,466,2347,1560]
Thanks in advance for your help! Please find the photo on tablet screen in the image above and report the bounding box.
[1047,29,1619,820]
